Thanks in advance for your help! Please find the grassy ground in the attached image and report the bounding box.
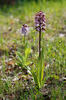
[0,0,66,100]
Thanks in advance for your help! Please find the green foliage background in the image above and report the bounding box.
[0,0,64,5]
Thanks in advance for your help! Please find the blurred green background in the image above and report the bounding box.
[0,0,66,100]
[0,0,64,5]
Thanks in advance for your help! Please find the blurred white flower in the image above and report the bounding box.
[10,15,14,19]
[59,33,64,38]
[14,18,19,22]
[12,76,19,82]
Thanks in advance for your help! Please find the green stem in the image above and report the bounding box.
[24,34,25,45]
[39,28,41,58]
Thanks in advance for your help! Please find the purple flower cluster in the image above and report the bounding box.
[22,24,28,35]
[35,11,46,32]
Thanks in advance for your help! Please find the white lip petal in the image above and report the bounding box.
[35,24,39,27]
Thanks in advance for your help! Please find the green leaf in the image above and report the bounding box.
[25,48,31,58]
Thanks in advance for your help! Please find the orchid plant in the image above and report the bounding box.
[16,24,31,69]
[30,11,46,89]
[22,24,29,44]
[35,11,46,58]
